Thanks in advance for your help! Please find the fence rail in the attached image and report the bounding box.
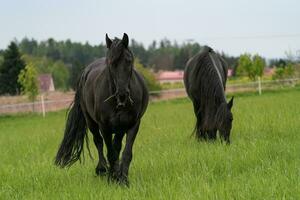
[0,78,299,115]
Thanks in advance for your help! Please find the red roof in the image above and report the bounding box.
[156,71,184,81]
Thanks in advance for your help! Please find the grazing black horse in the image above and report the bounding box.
[55,33,149,185]
[184,46,234,144]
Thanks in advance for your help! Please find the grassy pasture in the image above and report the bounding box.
[0,88,300,199]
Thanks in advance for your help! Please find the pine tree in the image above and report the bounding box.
[0,42,26,95]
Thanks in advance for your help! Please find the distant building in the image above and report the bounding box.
[227,69,233,77]
[156,69,235,83]
[156,70,184,84]
[38,74,55,93]
[264,68,275,76]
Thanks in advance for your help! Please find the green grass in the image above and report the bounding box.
[1,89,300,199]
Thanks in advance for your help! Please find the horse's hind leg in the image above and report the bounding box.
[86,118,107,176]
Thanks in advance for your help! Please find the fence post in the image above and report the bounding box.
[258,76,262,95]
[41,94,46,117]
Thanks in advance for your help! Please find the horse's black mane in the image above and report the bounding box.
[196,48,225,100]
[191,46,227,129]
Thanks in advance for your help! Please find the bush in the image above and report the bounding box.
[272,63,295,80]
[134,58,161,91]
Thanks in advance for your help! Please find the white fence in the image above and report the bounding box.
[0,78,299,115]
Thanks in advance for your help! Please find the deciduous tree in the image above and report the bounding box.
[18,63,39,103]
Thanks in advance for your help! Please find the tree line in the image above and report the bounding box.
[0,37,241,91]
[0,37,298,97]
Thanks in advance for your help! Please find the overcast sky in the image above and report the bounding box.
[1,0,299,58]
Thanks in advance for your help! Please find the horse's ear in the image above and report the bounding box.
[106,33,112,48]
[122,33,129,48]
[227,96,234,110]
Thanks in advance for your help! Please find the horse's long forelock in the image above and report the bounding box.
[108,40,123,63]
[108,38,133,64]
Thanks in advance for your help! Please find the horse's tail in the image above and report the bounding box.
[55,83,90,168]
[191,106,202,139]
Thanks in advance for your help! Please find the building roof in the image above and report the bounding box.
[156,71,184,81]
[264,68,275,76]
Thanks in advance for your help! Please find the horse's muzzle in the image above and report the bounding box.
[116,91,129,108]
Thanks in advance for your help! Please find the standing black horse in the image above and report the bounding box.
[55,33,149,185]
[184,46,234,144]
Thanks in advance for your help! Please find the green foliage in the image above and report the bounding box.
[237,53,265,80]
[22,55,70,90]
[1,89,300,199]
[18,63,39,102]
[0,42,26,95]
[22,54,53,73]
[51,61,70,91]
[15,37,244,89]
[237,53,252,77]
[69,61,84,89]
[269,58,287,68]
[17,37,239,86]
[0,55,3,66]
[134,59,161,91]
[19,38,106,88]
[252,54,265,77]
[161,82,184,90]
[173,43,202,69]
[272,63,295,80]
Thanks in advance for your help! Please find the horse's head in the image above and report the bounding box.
[105,33,134,108]
[215,97,234,144]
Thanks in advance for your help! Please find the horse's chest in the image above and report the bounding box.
[109,110,136,130]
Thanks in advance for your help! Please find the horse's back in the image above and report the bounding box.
[184,46,227,101]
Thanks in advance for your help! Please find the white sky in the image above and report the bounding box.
[0,0,300,58]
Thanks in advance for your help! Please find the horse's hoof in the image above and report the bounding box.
[107,170,118,183]
[117,176,129,187]
[95,166,107,176]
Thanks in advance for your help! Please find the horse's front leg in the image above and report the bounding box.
[111,132,125,176]
[118,120,140,186]
[100,127,119,182]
